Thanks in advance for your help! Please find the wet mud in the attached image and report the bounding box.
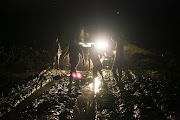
[0,69,176,120]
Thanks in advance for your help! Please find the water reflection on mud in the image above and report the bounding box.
[89,77,101,93]
[6,69,175,120]
[73,81,96,120]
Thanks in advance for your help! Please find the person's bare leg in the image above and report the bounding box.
[68,58,78,94]
[112,67,118,82]
[53,56,56,69]
[68,69,75,94]
[99,70,105,83]
[99,70,109,92]
[57,54,60,69]
[117,67,124,89]
[93,68,97,93]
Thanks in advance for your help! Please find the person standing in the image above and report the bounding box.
[52,35,62,69]
[57,42,62,69]
[62,39,85,92]
[111,33,125,83]
[89,45,107,92]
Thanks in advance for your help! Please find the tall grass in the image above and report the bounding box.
[124,44,151,56]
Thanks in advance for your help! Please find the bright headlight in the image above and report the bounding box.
[95,36,108,50]
[96,41,108,50]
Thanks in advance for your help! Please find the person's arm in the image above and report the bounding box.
[88,50,92,70]
[61,44,69,61]
[111,41,117,70]
[111,36,116,44]
[79,45,85,65]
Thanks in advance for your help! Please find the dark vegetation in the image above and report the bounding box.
[0,43,52,95]
[0,45,51,73]
[125,44,178,98]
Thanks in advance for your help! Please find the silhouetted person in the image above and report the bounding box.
[57,42,62,69]
[89,45,107,92]
[53,35,62,69]
[111,33,125,83]
[62,39,84,92]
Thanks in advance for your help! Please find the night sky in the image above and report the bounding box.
[0,0,178,51]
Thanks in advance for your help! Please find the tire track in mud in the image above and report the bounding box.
[1,70,69,120]
[129,70,175,119]
[2,69,175,120]
[16,71,92,120]
[96,70,175,120]
[73,85,96,120]
[3,79,60,120]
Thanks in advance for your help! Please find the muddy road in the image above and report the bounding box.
[1,68,177,120]
[0,45,178,120]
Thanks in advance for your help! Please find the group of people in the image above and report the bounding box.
[53,32,125,93]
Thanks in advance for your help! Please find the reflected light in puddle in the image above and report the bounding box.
[88,77,101,93]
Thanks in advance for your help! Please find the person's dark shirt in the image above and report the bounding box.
[115,40,124,61]
[68,41,83,58]
[89,48,102,68]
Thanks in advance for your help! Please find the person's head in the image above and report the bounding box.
[69,39,77,47]
[111,32,125,43]
[91,44,96,50]
[89,44,95,54]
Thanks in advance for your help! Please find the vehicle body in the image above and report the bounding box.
[79,41,115,70]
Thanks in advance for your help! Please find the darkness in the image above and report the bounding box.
[0,1,179,119]
[0,0,178,51]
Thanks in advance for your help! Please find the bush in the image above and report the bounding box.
[0,45,52,73]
